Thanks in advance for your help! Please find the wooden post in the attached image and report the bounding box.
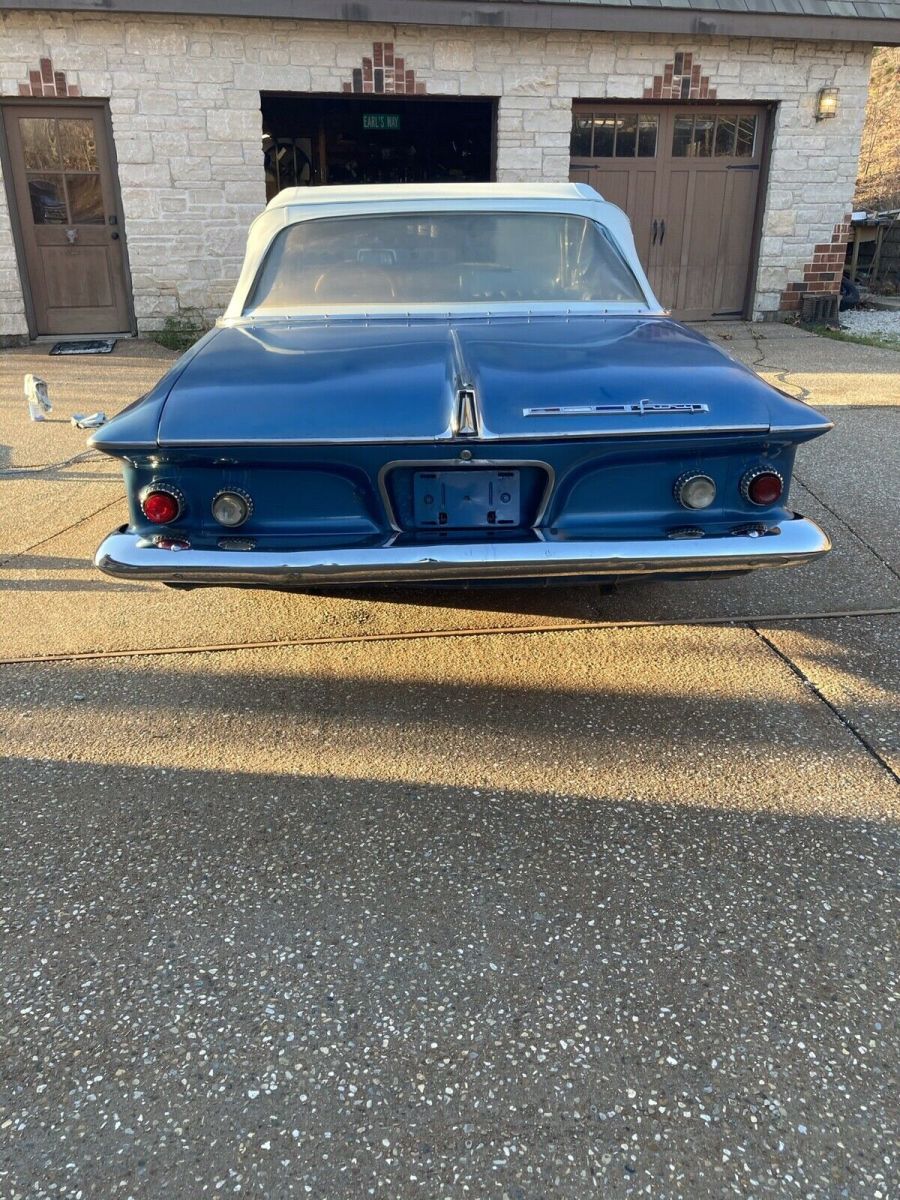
[870,224,884,285]
[849,227,861,281]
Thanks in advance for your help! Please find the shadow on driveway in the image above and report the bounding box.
[1,750,896,1197]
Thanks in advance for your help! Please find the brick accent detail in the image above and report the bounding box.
[778,216,852,312]
[343,42,424,95]
[17,56,79,97]
[643,52,717,101]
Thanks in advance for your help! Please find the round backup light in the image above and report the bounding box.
[211,488,253,527]
[140,486,183,525]
[741,468,784,506]
[674,472,717,510]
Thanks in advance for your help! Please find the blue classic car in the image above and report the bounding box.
[92,183,831,588]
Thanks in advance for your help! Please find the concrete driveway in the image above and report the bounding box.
[1,325,897,1199]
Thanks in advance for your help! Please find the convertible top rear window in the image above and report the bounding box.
[244,211,646,311]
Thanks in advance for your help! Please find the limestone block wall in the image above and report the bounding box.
[0,10,872,336]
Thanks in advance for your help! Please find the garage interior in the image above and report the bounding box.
[261,94,495,198]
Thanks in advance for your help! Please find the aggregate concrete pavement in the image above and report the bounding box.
[694,319,900,409]
[1,327,898,1198]
[1,626,898,1199]
[0,339,177,471]
[760,613,900,776]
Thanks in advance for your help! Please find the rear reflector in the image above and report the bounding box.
[211,488,253,527]
[674,472,716,510]
[742,469,784,506]
[140,487,182,524]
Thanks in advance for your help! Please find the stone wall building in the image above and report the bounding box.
[0,0,897,341]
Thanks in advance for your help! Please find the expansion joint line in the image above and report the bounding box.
[750,624,899,786]
[0,495,123,569]
[791,470,900,584]
[0,608,898,668]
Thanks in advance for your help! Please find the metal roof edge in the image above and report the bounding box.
[4,0,898,45]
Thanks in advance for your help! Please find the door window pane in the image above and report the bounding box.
[67,174,104,224]
[736,116,757,157]
[570,115,593,157]
[28,175,68,223]
[59,119,99,172]
[637,115,658,157]
[614,113,638,158]
[20,119,60,171]
[692,117,714,157]
[714,117,737,156]
[571,111,660,158]
[591,115,616,157]
[672,115,718,158]
[671,116,693,157]
[571,111,663,159]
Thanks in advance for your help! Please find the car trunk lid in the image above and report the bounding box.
[154,316,778,446]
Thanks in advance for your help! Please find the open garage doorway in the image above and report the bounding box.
[261,94,496,198]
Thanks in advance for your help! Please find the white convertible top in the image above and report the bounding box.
[265,182,604,211]
[224,182,660,321]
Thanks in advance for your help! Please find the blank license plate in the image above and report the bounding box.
[413,470,521,529]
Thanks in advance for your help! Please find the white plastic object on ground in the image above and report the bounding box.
[71,412,107,429]
[24,374,51,421]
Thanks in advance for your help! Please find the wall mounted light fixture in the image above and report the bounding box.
[816,87,840,120]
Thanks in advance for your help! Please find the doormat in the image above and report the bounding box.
[49,339,117,356]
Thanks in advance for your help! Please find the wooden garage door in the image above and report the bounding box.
[570,105,766,320]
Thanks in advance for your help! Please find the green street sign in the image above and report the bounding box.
[363,113,401,131]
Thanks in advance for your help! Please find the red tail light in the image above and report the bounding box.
[140,486,183,524]
[741,469,783,506]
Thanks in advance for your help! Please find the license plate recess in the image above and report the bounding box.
[413,469,521,529]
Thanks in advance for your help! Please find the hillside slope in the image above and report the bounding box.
[856,47,900,212]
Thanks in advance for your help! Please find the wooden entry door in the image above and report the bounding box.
[570,105,766,320]
[2,102,132,335]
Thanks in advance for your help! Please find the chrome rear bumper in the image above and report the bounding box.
[95,516,830,587]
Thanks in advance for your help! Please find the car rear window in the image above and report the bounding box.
[244,211,647,311]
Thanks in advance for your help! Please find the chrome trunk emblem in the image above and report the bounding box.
[453,388,479,437]
[523,400,710,417]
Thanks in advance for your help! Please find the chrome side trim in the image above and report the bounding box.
[448,326,500,442]
[95,515,830,587]
[376,456,556,534]
[155,425,769,447]
[768,422,834,436]
[92,440,158,452]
